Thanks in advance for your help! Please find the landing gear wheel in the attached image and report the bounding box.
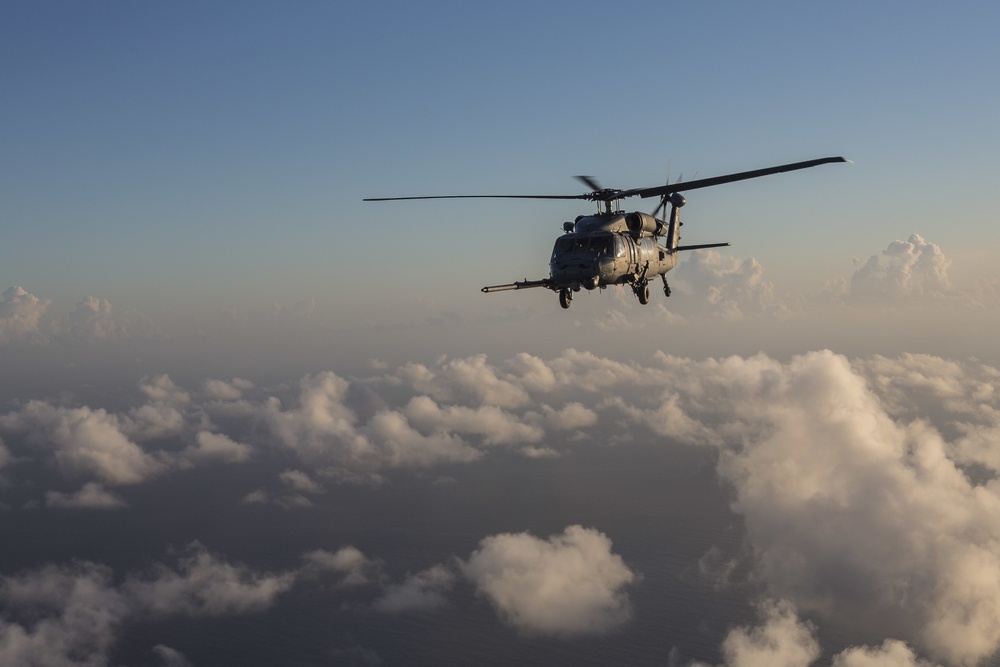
[636,282,650,305]
[661,276,671,297]
[559,289,572,309]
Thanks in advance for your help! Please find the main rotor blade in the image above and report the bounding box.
[363,194,590,202]
[574,175,603,192]
[622,156,848,200]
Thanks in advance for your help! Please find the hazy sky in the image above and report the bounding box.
[4,3,1000,666]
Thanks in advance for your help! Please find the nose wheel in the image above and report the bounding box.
[661,274,671,297]
[559,289,572,309]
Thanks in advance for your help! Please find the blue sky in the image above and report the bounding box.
[3,1,999,322]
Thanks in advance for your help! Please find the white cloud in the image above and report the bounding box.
[460,525,636,637]
[693,601,943,667]
[401,395,544,446]
[373,565,454,613]
[124,542,296,617]
[0,560,127,667]
[691,600,820,667]
[263,371,481,472]
[203,378,252,401]
[832,639,943,667]
[392,355,530,408]
[0,543,301,667]
[139,374,192,406]
[301,546,382,587]
[845,234,951,302]
[0,285,50,344]
[153,644,195,667]
[45,482,127,510]
[279,469,325,494]
[63,296,122,340]
[0,401,168,485]
[609,350,1000,666]
[181,431,253,465]
[671,251,781,320]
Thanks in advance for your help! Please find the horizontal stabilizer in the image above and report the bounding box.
[674,242,731,252]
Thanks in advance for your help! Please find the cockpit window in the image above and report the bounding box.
[591,236,613,257]
[553,234,616,259]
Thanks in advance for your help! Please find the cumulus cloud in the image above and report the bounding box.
[0,375,256,487]
[45,482,127,510]
[461,525,636,637]
[693,601,942,667]
[63,296,122,340]
[845,234,951,301]
[124,542,296,617]
[302,546,382,587]
[279,469,325,494]
[180,431,253,465]
[0,560,127,667]
[0,285,51,343]
[393,355,531,408]
[0,401,169,485]
[691,600,820,667]
[153,644,195,667]
[373,564,454,613]
[0,543,302,667]
[596,350,1000,666]
[401,395,544,446]
[672,250,782,319]
[263,371,481,472]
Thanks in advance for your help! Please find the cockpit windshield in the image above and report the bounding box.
[552,234,615,259]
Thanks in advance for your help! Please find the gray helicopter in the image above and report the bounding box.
[365,156,846,309]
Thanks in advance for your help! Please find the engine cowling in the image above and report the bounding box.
[625,212,665,236]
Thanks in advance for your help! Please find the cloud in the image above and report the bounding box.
[833,639,943,667]
[608,350,1000,665]
[691,599,820,667]
[63,296,123,341]
[460,525,636,637]
[0,560,127,667]
[845,234,951,302]
[0,543,299,667]
[124,542,296,617]
[153,644,195,667]
[692,601,942,667]
[392,355,531,408]
[44,482,127,510]
[401,395,544,446]
[0,401,169,485]
[263,371,481,472]
[301,546,382,587]
[0,285,50,344]
[180,431,253,465]
[242,488,313,509]
[279,469,325,494]
[0,375,250,486]
[373,565,454,613]
[671,251,782,319]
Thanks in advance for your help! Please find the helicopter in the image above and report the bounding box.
[365,156,847,309]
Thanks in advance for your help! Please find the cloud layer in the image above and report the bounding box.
[4,346,1000,663]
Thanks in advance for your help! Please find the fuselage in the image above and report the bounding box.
[548,212,678,291]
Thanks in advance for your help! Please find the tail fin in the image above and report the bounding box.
[664,193,685,251]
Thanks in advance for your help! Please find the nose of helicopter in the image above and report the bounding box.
[550,259,601,290]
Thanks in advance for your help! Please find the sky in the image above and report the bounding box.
[3,2,1000,666]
